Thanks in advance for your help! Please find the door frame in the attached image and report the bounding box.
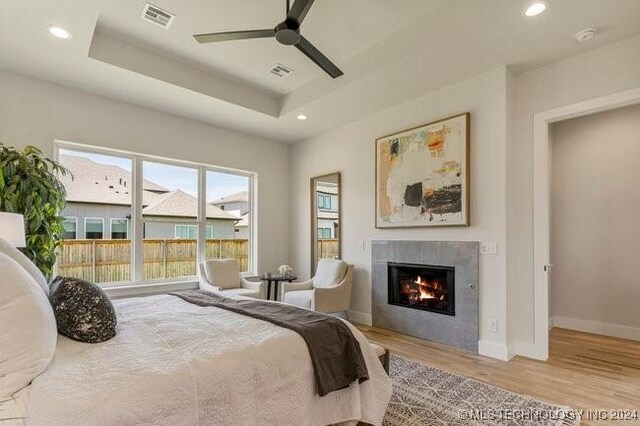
[532,87,640,360]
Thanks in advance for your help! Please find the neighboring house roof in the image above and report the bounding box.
[60,155,168,206]
[60,154,237,220]
[210,191,249,205]
[143,190,238,220]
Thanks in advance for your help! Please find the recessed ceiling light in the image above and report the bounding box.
[296,114,309,121]
[48,26,71,39]
[524,1,548,17]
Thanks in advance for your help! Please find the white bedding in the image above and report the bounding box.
[21,295,392,426]
[0,387,29,425]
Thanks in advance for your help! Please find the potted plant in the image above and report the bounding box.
[0,143,71,278]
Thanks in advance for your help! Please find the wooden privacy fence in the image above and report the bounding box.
[317,239,339,260]
[57,239,249,283]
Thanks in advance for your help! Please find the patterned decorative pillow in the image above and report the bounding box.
[49,276,117,343]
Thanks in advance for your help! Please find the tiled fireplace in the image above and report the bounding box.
[372,241,479,352]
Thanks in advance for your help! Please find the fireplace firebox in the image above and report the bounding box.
[387,262,455,316]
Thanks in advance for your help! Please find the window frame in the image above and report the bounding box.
[84,217,105,240]
[54,141,258,294]
[173,224,212,239]
[174,224,197,239]
[62,217,78,240]
[318,194,331,210]
[110,218,129,239]
[317,227,332,239]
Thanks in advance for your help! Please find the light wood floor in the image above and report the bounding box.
[357,325,640,425]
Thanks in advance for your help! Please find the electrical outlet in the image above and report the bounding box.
[481,242,498,255]
[489,319,499,333]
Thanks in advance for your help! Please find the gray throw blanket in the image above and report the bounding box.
[170,290,369,396]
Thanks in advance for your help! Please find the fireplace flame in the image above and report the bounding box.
[414,276,436,300]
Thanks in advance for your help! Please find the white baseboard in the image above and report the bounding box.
[347,310,372,326]
[514,341,548,361]
[478,340,512,361]
[552,316,640,341]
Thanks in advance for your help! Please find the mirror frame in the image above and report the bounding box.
[310,172,342,275]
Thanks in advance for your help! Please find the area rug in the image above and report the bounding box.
[383,355,580,426]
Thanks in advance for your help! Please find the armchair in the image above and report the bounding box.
[281,259,353,313]
[199,258,265,299]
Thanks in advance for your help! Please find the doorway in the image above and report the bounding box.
[532,87,640,360]
[549,104,640,341]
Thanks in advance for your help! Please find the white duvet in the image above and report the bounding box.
[20,295,391,426]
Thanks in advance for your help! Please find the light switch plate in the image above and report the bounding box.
[480,242,498,255]
[358,240,366,251]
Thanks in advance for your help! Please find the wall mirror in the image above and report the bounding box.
[311,172,341,275]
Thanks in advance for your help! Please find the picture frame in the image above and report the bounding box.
[375,112,470,228]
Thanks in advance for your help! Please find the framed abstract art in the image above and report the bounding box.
[375,113,470,228]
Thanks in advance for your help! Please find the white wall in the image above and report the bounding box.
[291,67,509,358]
[549,103,640,340]
[507,34,640,353]
[0,69,291,274]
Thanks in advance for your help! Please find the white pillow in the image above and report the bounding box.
[203,259,241,290]
[0,238,49,296]
[0,252,57,398]
[313,259,348,288]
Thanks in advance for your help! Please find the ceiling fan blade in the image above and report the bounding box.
[193,29,275,44]
[287,0,315,24]
[295,36,343,79]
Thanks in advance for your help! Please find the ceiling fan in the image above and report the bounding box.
[193,0,343,79]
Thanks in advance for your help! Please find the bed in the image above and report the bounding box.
[10,294,392,426]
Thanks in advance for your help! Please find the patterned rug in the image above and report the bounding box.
[383,355,580,426]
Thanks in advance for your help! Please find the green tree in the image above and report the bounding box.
[0,143,71,279]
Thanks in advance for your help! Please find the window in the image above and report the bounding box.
[317,228,332,239]
[174,225,214,239]
[85,218,104,239]
[62,217,77,239]
[175,225,196,239]
[205,171,252,272]
[318,194,331,210]
[58,149,132,284]
[110,219,128,239]
[143,161,198,281]
[57,143,256,287]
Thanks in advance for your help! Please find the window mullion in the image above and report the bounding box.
[197,167,206,283]
[249,174,256,275]
[132,157,144,282]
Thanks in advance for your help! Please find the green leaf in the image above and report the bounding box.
[0,143,68,278]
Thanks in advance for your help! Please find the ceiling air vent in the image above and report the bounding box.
[141,3,175,29]
[270,63,294,78]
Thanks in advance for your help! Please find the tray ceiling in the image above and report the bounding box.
[1,0,639,142]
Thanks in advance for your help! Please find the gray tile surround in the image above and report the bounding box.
[372,240,479,352]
